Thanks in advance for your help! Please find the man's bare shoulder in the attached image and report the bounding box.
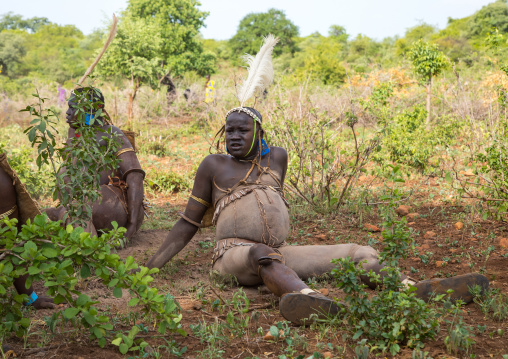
[199,153,230,167]
[269,146,288,160]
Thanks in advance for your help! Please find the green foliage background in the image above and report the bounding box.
[2,1,508,90]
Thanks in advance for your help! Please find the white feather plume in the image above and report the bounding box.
[236,34,279,107]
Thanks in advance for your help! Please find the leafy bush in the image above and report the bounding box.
[147,169,190,194]
[330,198,440,354]
[475,119,508,217]
[140,141,171,157]
[263,91,381,212]
[0,215,184,352]
[380,106,457,170]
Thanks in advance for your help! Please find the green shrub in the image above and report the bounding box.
[140,141,171,157]
[476,120,508,217]
[147,169,190,194]
[0,215,184,352]
[379,106,458,170]
[330,197,440,354]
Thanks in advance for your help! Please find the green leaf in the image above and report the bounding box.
[76,294,90,307]
[445,171,453,184]
[80,264,91,278]
[64,307,80,319]
[113,287,123,298]
[128,325,140,340]
[269,326,279,338]
[42,247,58,258]
[119,343,129,354]
[24,241,37,255]
[28,266,41,275]
[111,337,122,346]
[92,327,104,338]
[128,298,139,307]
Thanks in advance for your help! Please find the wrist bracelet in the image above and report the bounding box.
[25,291,38,306]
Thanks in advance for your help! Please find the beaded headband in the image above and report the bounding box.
[225,107,262,124]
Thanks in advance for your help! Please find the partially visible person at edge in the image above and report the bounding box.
[204,75,215,104]
[0,152,54,309]
[57,84,66,105]
[45,88,146,242]
[145,107,489,325]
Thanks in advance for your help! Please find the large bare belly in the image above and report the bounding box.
[215,188,289,246]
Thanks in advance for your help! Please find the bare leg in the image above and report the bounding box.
[280,243,392,289]
[280,243,487,302]
[213,242,341,325]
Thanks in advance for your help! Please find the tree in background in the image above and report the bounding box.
[468,0,508,38]
[328,25,349,45]
[0,12,49,33]
[126,0,216,78]
[408,40,449,130]
[21,24,93,83]
[229,8,299,59]
[97,17,164,124]
[300,36,346,85]
[0,32,25,77]
[395,23,436,57]
[98,0,216,121]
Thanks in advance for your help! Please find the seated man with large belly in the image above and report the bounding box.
[45,88,145,241]
[146,107,489,325]
[0,152,54,309]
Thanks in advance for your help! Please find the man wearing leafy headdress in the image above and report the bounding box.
[146,35,489,325]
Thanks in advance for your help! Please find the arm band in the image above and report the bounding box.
[122,168,146,181]
[178,211,202,228]
[116,148,135,157]
[25,291,38,306]
[190,194,211,208]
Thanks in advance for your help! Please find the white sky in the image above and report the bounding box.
[1,0,495,40]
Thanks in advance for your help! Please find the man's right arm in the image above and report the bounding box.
[145,155,216,269]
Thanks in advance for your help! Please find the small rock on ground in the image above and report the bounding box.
[424,231,436,239]
[395,205,411,217]
[407,213,419,220]
[364,224,381,232]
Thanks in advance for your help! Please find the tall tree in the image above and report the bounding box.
[300,36,346,85]
[0,31,26,76]
[97,17,164,124]
[408,40,448,130]
[21,24,88,83]
[328,25,349,44]
[229,8,299,58]
[126,0,216,77]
